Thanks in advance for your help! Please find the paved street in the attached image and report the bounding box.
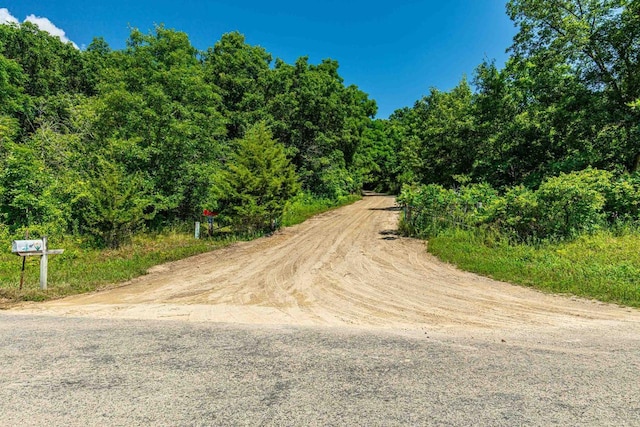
[2,314,639,426]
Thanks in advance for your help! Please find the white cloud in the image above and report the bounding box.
[0,8,79,49]
[25,14,78,49]
[0,8,18,25]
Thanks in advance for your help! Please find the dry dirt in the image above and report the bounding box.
[9,195,640,337]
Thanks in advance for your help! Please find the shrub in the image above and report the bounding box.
[397,168,640,244]
[209,122,299,234]
[605,173,640,222]
[487,185,539,241]
[535,169,609,239]
[398,183,498,238]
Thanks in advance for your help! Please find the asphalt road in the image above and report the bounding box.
[2,314,639,426]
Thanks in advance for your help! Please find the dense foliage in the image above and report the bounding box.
[398,169,640,242]
[209,122,299,233]
[0,25,377,247]
[2,0,640,251]
[386,0,640,190]
[391,0,640,245]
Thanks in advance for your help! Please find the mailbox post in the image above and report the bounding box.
[12,236,64,290]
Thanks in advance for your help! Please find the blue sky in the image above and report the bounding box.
[1,1,517,118]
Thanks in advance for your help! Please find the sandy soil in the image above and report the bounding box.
[10,195,640,336]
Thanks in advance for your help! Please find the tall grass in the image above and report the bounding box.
[428,228,640,307]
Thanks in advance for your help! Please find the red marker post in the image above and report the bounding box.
[203,210,218,236]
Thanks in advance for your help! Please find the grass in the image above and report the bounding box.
[428,228,640,307]
[0,194,362,303]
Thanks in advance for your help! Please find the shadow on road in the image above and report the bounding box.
[369,206,401,212]
[379,229,400,240]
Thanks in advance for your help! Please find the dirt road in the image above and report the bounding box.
[10,195,640,336]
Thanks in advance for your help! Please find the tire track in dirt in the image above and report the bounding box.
[9,195,640,335]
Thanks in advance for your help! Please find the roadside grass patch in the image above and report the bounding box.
[0,231,229,303]
[428,229,640,307]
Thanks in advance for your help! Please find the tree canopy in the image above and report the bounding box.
[387,0,640,190]
[2,1,639,247]
[0,23,377,246]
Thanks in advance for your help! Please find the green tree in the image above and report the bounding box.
[390,79,475,187]
[0,22,87,97]
[210,122,299,233]
[266,57,376,197]
[73,158,153,248]
[0,140,65,235]
[203,32,272,140]
[354,119,401,192]
[80,37,113,96]
[85,26,227,223]
[507,0,640,171]
[471,58,600,186]
[0,53,27,118]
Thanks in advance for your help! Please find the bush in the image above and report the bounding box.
[398,168,634,243]
[74,160,153,248]
[605,173,640,222]
[535,169,609,239]
[398,183,498,238]
[487,185,539,241]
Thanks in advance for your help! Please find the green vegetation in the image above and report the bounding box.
[209,122,299,233]
[428,229,640,307]
[398,169,640,242]
[388,1,640,189]
[0,231,229,302]
[0,25,377,249]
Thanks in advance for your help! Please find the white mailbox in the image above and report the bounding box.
[12,239,44,255]
[11,237,63,290]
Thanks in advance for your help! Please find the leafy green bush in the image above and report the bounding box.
[398,183,498,238]
[457,183,499,224]
[398,168,640,243]
[605,173,640,222]
[486,185,539,241]
[398,184,449,237]
[535,169,610,239]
